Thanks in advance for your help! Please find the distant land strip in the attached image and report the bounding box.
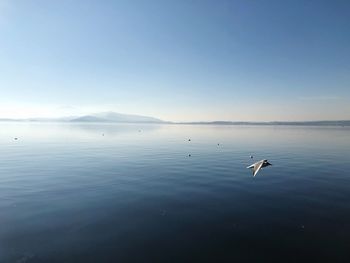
[0,119,349,126]
[0,112,349,126]
[175,120,350,126]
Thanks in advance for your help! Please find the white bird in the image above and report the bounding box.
[247,159,272,177]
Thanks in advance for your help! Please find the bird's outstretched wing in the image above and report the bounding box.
[246,162,256,169]
[253,161,264,177]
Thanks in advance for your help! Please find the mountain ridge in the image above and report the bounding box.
[0,112,164,123]
[0,112,349,126]
[71,112,164,123]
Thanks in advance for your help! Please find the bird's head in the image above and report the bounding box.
[263,160,272,166]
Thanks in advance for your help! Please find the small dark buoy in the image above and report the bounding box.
[14,138,18,140]
[188,154,191,157]
[188,139,191,141]
[250,155,253,159]
[217,143,220,146]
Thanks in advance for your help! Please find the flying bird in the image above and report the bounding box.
[247,159,272,177]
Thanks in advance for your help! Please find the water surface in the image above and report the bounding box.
[1,123,350,262]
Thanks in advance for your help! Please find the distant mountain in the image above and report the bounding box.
[70,116,106,122]
[70,112,164,123]
[0,113,349,126]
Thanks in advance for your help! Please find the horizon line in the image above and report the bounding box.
[0,117,349,125]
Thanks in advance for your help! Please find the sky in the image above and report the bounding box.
[0,0,349,122]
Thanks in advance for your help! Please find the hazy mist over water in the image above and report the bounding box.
[1,123,350,262]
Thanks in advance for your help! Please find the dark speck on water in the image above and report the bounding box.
[1,123,350,263]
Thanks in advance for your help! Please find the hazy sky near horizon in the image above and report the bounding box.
[0,0,349,121]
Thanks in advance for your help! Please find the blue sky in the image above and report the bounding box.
[0,0,349,121]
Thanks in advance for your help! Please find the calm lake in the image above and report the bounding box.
[0,123,350,262]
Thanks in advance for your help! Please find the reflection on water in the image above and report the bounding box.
[0,123,350,262]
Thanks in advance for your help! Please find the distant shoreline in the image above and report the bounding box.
[174,120,350,126]
[1,111,349,126]
[0,119,349,126]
